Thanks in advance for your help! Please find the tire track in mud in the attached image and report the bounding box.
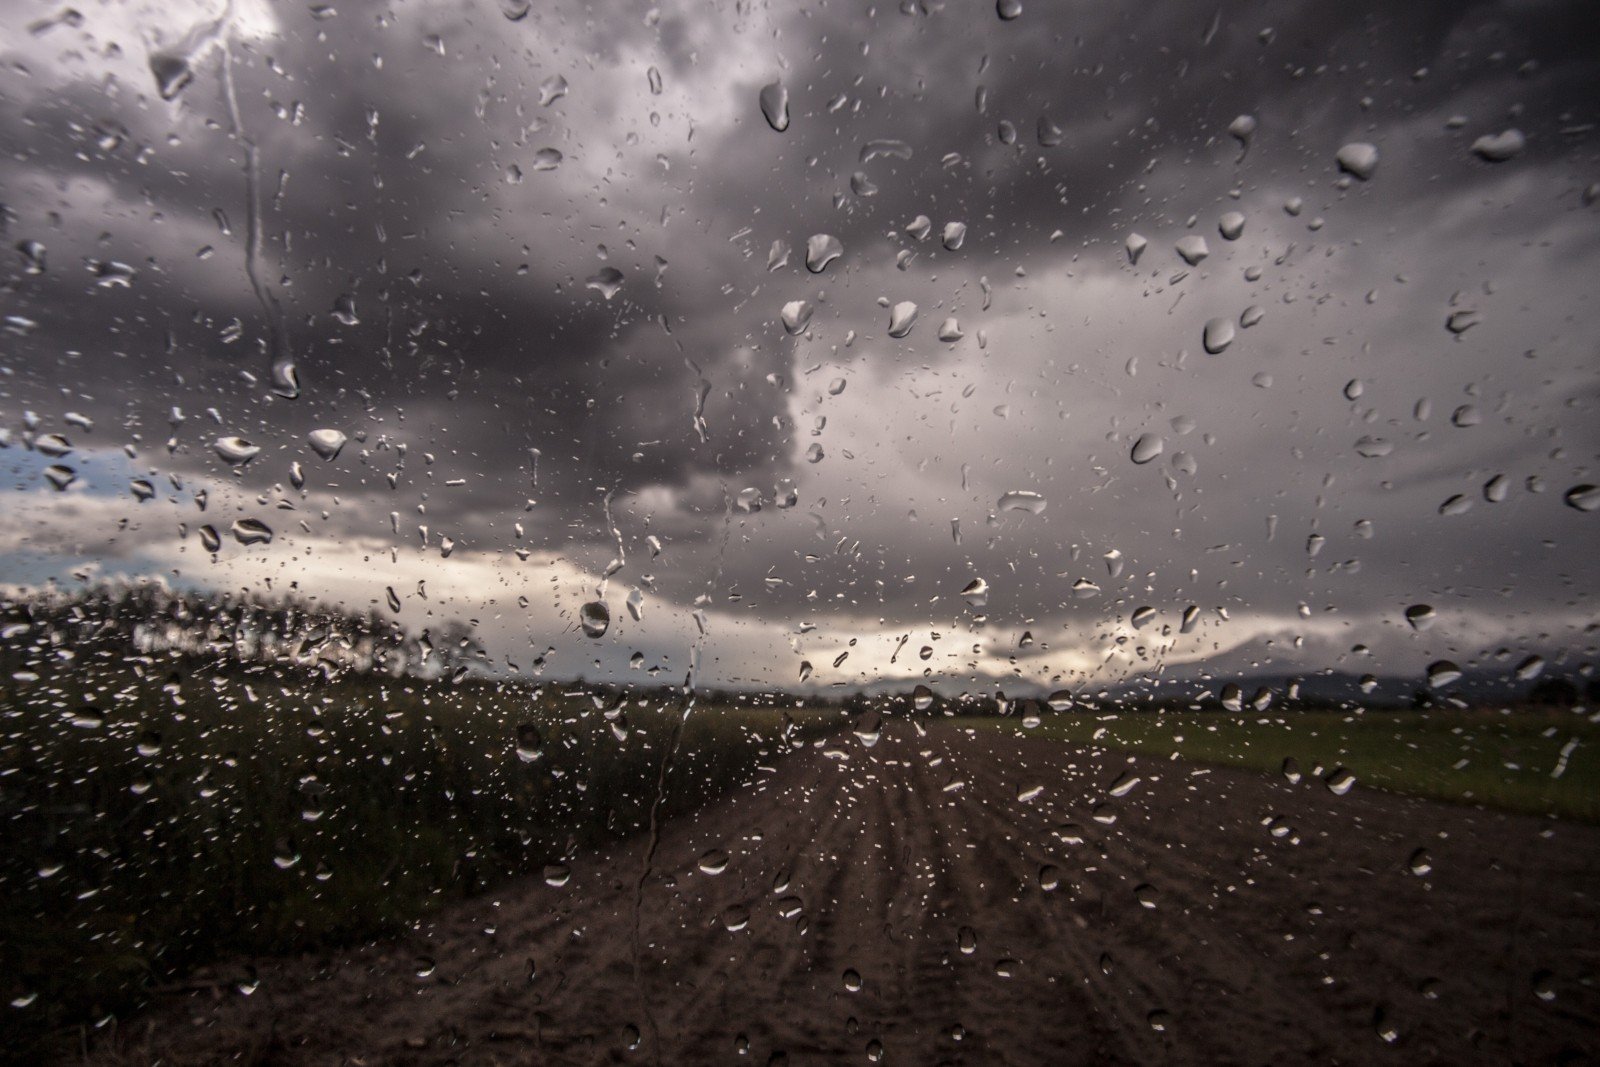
[89,721,1600,1066]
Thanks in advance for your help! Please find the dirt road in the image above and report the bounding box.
[90,722,1600,1065]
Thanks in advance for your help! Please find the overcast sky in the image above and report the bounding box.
[0,0,1596,696]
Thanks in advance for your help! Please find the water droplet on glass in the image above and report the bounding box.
[1174,235,1210,265]
[1202,317,1235,354]
[1471,129,1525,162]
[1335,142,1378,180]
[1218,212,1245,240]
[759,81,790,132]
[1408,847,1433,876]
[860,139,912,164]
[1324,768,1356,796]
[1404,604,1436,631]
[805,234,842,273]
[887,301,919,338]
[957,926,978,954]
[781,300,813,334]
[1126,233,1147,264]
[1130,434,1164,465]
[1354,436,1393,458]
[531,147,562,171]
[538,75,567,106]
[1563,484,1599,512]
[942,221,967,250]
[997,0,1022,19]
[586,267,624,300]
[515,724,543,763]
[230,518,273,545]
[543,864,571,887]
[17,239,45,274]
[698,849,729,875]
[307,429,346,460]
[1426,660,1462,688]
[579,601,610,638]
[214,436,261,465]
[997,490,1046,515]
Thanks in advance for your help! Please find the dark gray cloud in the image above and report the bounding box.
[0,0,1595,694]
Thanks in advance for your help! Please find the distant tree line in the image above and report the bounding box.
[0,581,483,681]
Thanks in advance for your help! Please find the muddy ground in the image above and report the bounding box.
[84,723,1600,1065]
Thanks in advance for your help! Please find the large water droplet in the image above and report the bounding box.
[1404,604,1436,631]
[997,490,1046,514]
[759,81,790,132]
[1130,434,1164,464]
[1202,317,1235,354]
[1335,142,1379,180]
[1471,129,1524,162]
[887,301,919,338]
[585,267,624,300]
[942,221,967,250]
[1175,235,1209,265]
[1218,212,1245,240]
[1126,233,1147,264]
[1563,484,1599,512]
[307,429,346,460]
[996,0,1022,19]
[531,147,563,171]
[780,300,814,334]
[515,724,543,763]
[214,437,261,466]
[805,234,842,273]
[231,518,274,545]
[1426,660,1462,688]
[580,601,610,638]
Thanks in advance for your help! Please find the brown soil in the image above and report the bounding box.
[84,722,1600,1065]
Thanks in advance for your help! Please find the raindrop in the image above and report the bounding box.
[538,75,568,106]
[768,240,791,271]
[759,81,790,131]
[1174,235,1210,265]
[942,221,967,250]
[17,239,46,274]
[543,864,571,887]
[912,685,934,711]
[997,490,1046,514]
[1228,114,1257,146]
[1240,305,1264,328]
[699,849,729,875]
[1408,847,1433,876]
[842,968,863,992]
[1125,233,1147,264]
[1404,604,1436,631]
[198,525,221,552]
[805,234,843,273]
[1445,309,1479,335]
[1563,484,1599,512]
[1218,212,1245,240]
[780,301,814,334]
[1130,607,1156,629]
[230,518,273,545]
[531,147,562,171]
[308,429,347,460]
[887,301,919,338]
[996,0,1021,19]
[1202,317,1235,354]
[960,578,989,606]
[1471,129,1525,162]
[906,215,932,241]
[214,436,261,465]
[1354,436,1393,458]
[1130,434,1164,465]
[1335,142,1379,180]
[937,317,964,342]
[1324,768,1356,796]
[1426,660,1462,688]
[860,139,912,163]
[585,267,624,300]
[580,601,610,638]
[515,725,543,763]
